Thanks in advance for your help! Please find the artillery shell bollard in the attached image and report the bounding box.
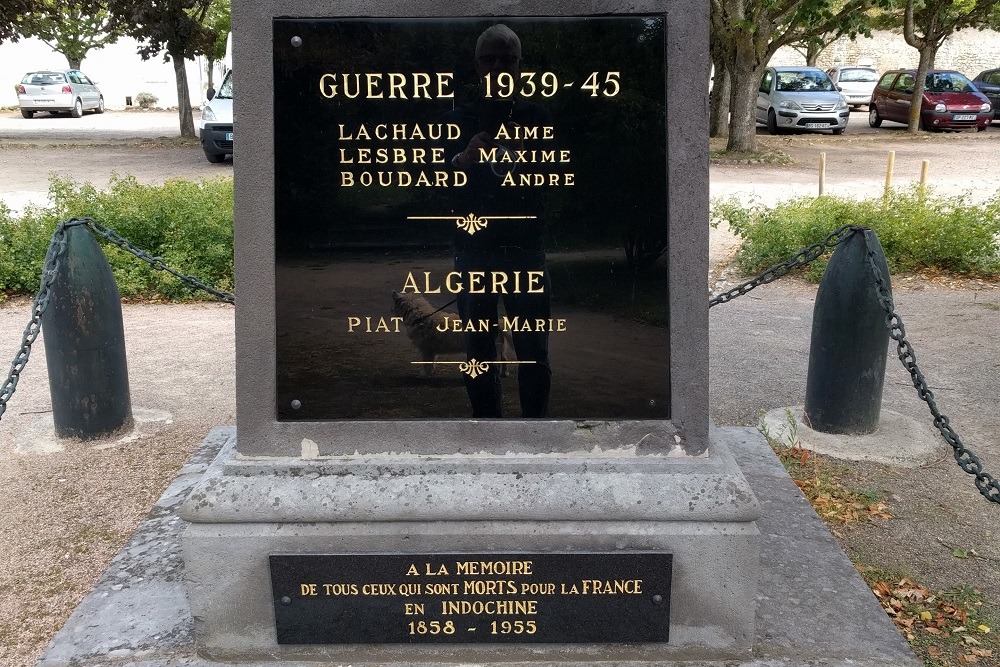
[43,224,133,439]
[803,229,890,434]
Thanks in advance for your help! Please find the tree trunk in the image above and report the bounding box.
[171,52,197,138]
[725,61,763,153]
[709,57,731,138]
[908,45,936,133]
[67,56,82,69]
[806,41,822,67]
[206,58,215,92]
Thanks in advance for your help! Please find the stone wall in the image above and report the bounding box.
[771,28,1000,78]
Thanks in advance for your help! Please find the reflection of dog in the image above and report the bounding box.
[391,291,512,378]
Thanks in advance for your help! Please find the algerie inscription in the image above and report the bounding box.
[270,553,672,644]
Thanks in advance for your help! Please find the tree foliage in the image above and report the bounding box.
[710,0,888,153]
[22,0,123,69]
[0,0,41,43]
[900,0,998,131]
[107,0,217,137]
[202,0,230,90]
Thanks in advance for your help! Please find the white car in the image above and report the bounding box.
[16,69,105,118]
[199,70,233,163]
[756,67,850,135]
[827,66,879,109]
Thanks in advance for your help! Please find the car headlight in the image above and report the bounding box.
[982,103,992,112]
[836,98,848,110]
[202,106,216,122]
[778,100,802,110]
[934,103,946,112]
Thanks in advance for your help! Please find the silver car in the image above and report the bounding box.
[827,66,879,109]
[756,67,849,135]
[15,69,105,118]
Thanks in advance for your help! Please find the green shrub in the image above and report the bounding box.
[134,92,159,109]
[712,188,1000,280]
[1,175,233,301]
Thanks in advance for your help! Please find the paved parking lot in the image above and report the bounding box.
[0,108,188,140]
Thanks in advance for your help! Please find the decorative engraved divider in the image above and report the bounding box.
[407,213,538,236]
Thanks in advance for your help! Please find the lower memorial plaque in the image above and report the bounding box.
[270,552,672,644]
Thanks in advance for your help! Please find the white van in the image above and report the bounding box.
[199,69,233,163]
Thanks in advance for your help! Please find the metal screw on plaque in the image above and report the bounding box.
[652,595,663,605]
[291,400,302,410]
[648,399,655,406]
[290,36,302,47]
[281,596,291,606]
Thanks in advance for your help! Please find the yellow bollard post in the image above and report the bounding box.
[884,151,895,196]
[819,152,826,197]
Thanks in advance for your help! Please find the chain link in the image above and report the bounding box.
[863,237,1000,505]
[81,218,235,304]
[1,217,234,423]
[709,223,1000,505]
[709,225,863,308]
[0,219,88,420]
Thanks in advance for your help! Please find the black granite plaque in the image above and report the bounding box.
[274,17,668,420]
[270,552,671,644]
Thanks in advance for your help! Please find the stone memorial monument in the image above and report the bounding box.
[180,0,762,662]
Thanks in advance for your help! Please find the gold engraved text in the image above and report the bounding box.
[338,123,462,141]
[320,72,455,99]
[440,599,538,615]
[402,271,545,295]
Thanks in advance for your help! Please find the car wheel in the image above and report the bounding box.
[766,109,781,135]
[20,109,33,119]
[204,151,226,164]
[868,105,882,128]
[95,96,105,114]
[832,127,845,135]
[71,98,83,118]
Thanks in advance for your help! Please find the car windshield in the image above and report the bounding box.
[838,68,877,83]
[775,71,835,92]
[924,72,974,93]
[23,72,66,85]
[217,72,233,99]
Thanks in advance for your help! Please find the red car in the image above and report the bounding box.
[869,69,992,131]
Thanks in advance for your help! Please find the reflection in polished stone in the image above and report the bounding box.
[274,17,668,420]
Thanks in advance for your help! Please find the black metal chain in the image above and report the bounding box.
[863,237,1000,505]
[709,224,1000,505]
[0,219,88,421]
[81,218,235,305]
[1,217,234,423]
[709,225,863,308]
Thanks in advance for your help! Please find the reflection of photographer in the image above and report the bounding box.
[444,24,552,418]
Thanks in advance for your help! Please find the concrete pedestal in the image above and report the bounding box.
[36,426,920,667]
[180,431,762,663]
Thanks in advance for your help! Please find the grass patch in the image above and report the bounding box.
[713,187,1000,281]
[859,568,998,666]
[759,409,892,529]
[0,174,233,301]
[760,411,997,665]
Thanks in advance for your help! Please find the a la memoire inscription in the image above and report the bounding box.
[270,553,671,644]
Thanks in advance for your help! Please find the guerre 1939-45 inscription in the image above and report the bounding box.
[270,553,672,644]
[273,17,669,421]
